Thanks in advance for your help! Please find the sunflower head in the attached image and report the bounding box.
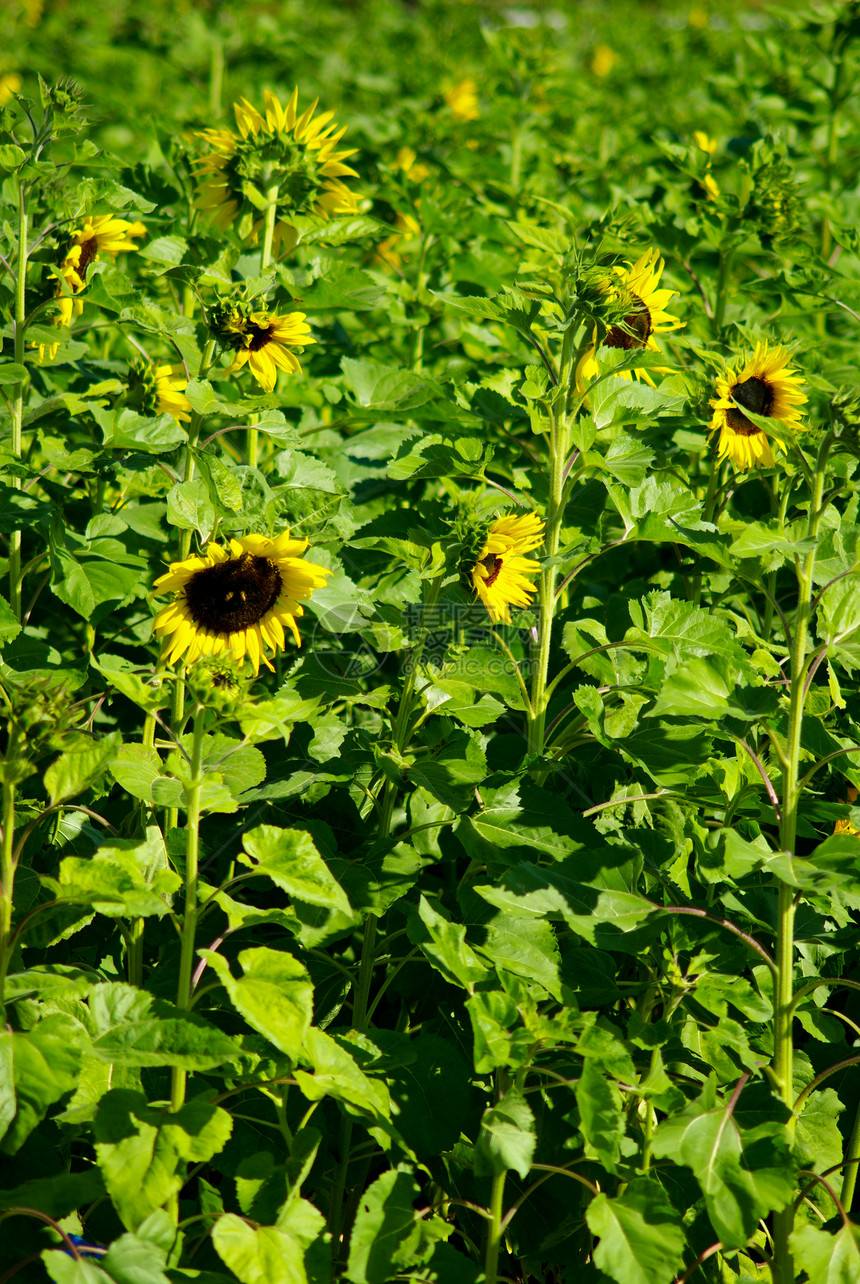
[209,300,314,393]
[185,653,250,714]
[465,512,545,626]
[195,88,361,240]
[708,341,807,470]
[153,531,332,676]
[575,248,683,393]
[127,358,191,424]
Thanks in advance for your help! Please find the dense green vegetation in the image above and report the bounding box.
[3,1,860,1281]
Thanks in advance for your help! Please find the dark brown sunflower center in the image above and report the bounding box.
[603,295,652,350]
[183,553,282,633]
[480,554,504,587]
[76,238,99,280]
[725,375,772,435]
[247,323,274,351]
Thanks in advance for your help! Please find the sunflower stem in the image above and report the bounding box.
[527,404,569,756]
[484,1167,507,1284]
[246,184,281,470]
[170,703,207,1118]
[0,727,21,1013]
[9,174,28,621]
[771,456,827,1283]
[713,246,733,335]
[166,341,216,830]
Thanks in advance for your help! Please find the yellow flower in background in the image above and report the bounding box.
[211,303,315,393]
[127,359,192,424]
[470,513,545,625]
[591,44,618,78]
[689,6,709,27]
[576,248,683,391]
[0,71,21,107]
[374,210,421,269]
[444,77,480,122]
[195,88,361,246]
[693,132,720,199]
[708,342,806,470]
[153,531,332,674]
[396,145,430,183]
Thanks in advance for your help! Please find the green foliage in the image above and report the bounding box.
[3,1,860,1281]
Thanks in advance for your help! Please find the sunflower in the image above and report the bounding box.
[708,341,806,470]
[470,513,545,625]
[576,248,683,392]
[210,302,314,393]
[444,77,480,122]
[153,532,332,675]
[195,88,360,244]
[127,358,192,424]
[38,214,146,361]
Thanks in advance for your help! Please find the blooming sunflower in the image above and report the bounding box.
[470,513,545,625]
[127,358,192,424]
[576,248,683,392]
[210,302,314,393]
[708,341,806,470]
[37,214,146,361]
[195,88,360,244]
[153,532,332,675]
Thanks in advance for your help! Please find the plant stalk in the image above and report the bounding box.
[170,705,207,1115]
[484,1169,507,1284]
[9,176,28,620]
[771,458,827,1283]
[528,404,569,754]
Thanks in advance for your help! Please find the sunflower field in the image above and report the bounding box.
[5,0,860,1280]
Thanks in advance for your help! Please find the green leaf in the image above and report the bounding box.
[576,1058,625,1172]
[87,983,238,1069]
[42,844,180,918]
[202,947,313,1059]
[211,1214,307,1284]
[166,479,216,538]
[0,1168,104,1219]
[506,221,569,255]
[109,744,166,803]
[346,1168,422,1284]
[408,729,487,808]
[44,732,121,804]
[475,1090,536,1179]
[239,825,352,915]
[294,1028,392,1130]
[0,594,22,646]
[585,1178,686,1284]
[0,362,28,384]
[94,406,187,452]
[0,1016,85,1153]
[42,1253,112,1284]
[651,1078,793,1248]
[95,1089,232,1230]
[790,1222,860,1283]
[407,895,489,988]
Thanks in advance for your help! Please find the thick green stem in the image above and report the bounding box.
[127,917,144,989]
[771,462,827,1283]
[840,1093,860,1213]
[528,406,569,754]
[820,56,843,265]
[713,246,733,334]
[247,185,280,469]
[166,342,215,830]
[9,177,28,620]
[170,706,207,1115]
[484,1169,507,1284]
[0,761,17,1011]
